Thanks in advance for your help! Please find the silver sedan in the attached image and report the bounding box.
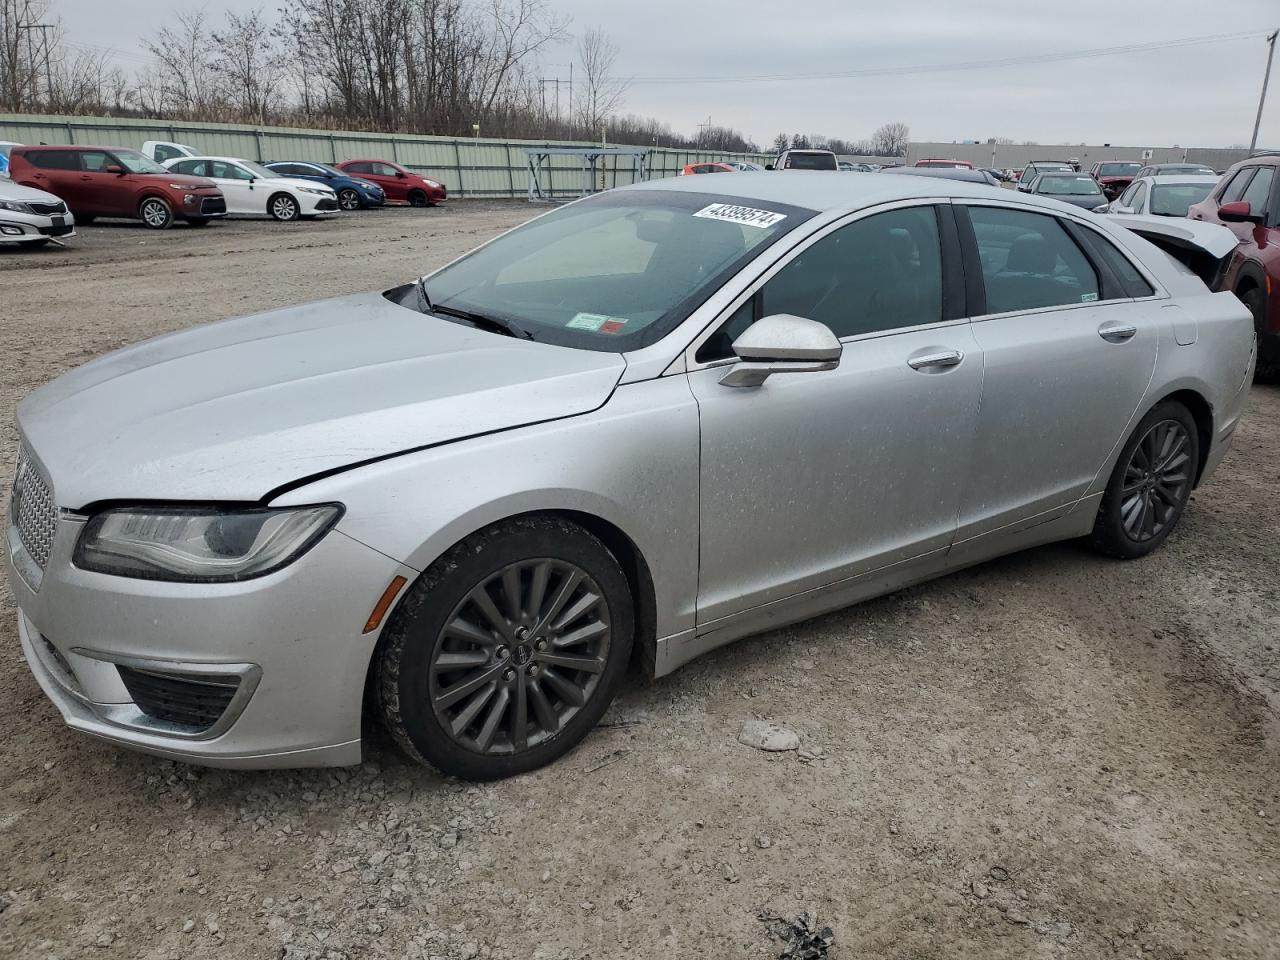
[5,174,1255,779]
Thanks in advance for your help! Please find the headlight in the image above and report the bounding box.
[0,198,29,213]
[298,186,333,196]
[169,183,195,190]
[74,504,342,582]
[1092,203,1109,212]
[423,180,441,189]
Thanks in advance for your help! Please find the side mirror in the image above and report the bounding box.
[396,170,407,178]
[1113,205,1134,215]
[719,314,842,388]
[1218,201,1260,224]
[105,164,124,175]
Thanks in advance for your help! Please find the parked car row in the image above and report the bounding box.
[0,139,449,245]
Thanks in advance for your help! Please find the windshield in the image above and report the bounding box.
[114,150,168,174]
[1038,175,1102,195]
[414,190,813,351]
[1150,183,1215,216]
[1098,163,1141,177]
[783,152,837,171]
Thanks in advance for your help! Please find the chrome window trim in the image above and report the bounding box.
[679,197,957,373]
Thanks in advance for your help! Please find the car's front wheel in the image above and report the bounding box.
[376,516,634,780]
[269,193,300,221]
[408,189,428,208]
[337,188,361,211]
[1090,400,1199,559]
[138,196,174,229]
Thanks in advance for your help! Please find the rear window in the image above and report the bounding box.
[21,149,78,171]
[1097,163,1141,177]
[1150,183,1215,217]
[1037,175,1102,196]
[783,152,837,171]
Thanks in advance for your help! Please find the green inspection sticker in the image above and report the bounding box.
[1081,292,1099,302]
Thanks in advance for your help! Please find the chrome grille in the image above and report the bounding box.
[12,444,56,570]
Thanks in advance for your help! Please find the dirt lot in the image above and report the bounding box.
[1,205,1278,960]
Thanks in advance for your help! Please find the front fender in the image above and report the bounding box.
[270,376,701,642]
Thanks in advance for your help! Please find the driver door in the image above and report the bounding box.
[687,202,983,628]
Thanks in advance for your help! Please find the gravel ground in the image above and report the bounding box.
[1,204,1278,960]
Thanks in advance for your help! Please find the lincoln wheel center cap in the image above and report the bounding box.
[513,644,533,667]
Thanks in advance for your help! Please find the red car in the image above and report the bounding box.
[334,160,446,206]
[1089,160,1142,201]
[679,162,735,176]
[7,145,226,229]
[1188,153,1279,377]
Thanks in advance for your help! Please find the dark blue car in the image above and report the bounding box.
[265,161,386,211]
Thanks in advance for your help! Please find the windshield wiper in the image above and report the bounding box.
[414,281,533,340]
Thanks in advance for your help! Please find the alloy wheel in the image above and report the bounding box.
[338,188,360,211]
[271,196,299,220]
[428,558,612,756]
[140,198,171,228]
[1120,419,1192,542]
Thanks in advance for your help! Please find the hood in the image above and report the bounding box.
[1044,193,1108,209]
[273,176,335,193]
[0,179,61,203]
[17,292,627,508]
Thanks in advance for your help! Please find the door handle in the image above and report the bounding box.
[907,349,964,370]
[1098,321,1137,343]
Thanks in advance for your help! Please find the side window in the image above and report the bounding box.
[79,151,111,172]
[25,150,78,170]
[967,206,1100,314]
[372,162,400,177]
[1079,230,1155,298]
[349,162,373,174]
[1117,182,1138,207]
[1219,168,1254,204]
[169,160,194,175]
[697,206,943,362]
[153,144,183,162]
[1240,167,1273,216]
[211,161,253,180]
[1128,182,1147,212]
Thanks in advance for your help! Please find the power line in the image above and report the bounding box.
[628,30,1272,85]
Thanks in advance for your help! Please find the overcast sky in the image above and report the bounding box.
[51,0,1279,148]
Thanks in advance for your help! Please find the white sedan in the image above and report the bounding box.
[162,156,339,221]
[0,178,75,247]
[1108,175,1220,218]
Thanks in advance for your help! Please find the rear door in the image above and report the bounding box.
[16,149,79,206]
[953,202,1160,541]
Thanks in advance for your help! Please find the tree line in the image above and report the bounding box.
[1,0,907,156]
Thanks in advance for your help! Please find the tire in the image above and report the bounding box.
[337,188,361,211]
[1239,286,1276,381]
[376,516,634,780]
[1089,400,1199,559]
[185,217,211,228]
[138,196,173,230]
[268,193,300,221]
[408,189,428,208]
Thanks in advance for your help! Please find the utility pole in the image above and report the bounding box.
[16,2,53,109]
[1251,29,1278,154]
[696,116,712,148]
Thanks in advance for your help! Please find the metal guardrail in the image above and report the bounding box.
[0,113,772,198]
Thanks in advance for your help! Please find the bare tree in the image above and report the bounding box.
[211,9,284,122]
[0,0,52,111]
[142,10,223,119]
[574,27,627,135]
[871,121,909,157]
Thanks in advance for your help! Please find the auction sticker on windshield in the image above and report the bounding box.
[693,203,787,229]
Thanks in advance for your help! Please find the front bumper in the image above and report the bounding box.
[5,510,414,768]
[0,212,75,242]
[299,193,339,214]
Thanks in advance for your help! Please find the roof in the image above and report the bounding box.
[1142,174,1220,184]
[623,170,1074,214]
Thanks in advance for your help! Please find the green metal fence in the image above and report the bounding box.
[0,113,772,199]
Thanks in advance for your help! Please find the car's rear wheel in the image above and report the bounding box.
[337,188,361,211]
[1090,401,1198,559]
[138,196,173,230]
[408,189,428,208]
[269,193,300,221]
[376,516,634,780]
